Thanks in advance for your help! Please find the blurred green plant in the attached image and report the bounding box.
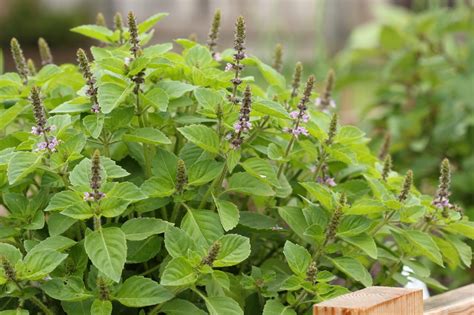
[336,3,474,216]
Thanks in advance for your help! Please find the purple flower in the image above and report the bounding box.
[35,141,48,152]
[432,197,452,209]
[302,114,309,123]
[213,52,222,61]
[31,126,42,135]
[225,63,233,72]
[48,137,59,151]
[91,103,100,113]
[292,126,309,137]
[317,176,336,187]
[84,191,106,202]
[289,111,299,119]
[325,177,336,187]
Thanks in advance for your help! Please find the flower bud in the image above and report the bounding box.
[128,11,141,58]
[10,38,29,83]
[30,86,47,131]
[378,133,391,160]
[38,37,53,65]
[381,155,392,181]
[398,170,413,202]
[207,9,221,55]
[305,261,318,284]
[291,62,303,98]
[0,256,16,282]
[96,12,107,27]
[97,277,110,301]
[234,16,246,53]
[27,58,37,75]
[201,241,221,267]
[175,159,188,193]
[272,43,283,72]
[325,113,338,146]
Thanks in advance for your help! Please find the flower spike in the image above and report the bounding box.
[38,37,53,65]
[10,38,29,83]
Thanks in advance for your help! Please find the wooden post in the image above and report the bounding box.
[314,286,423,315]
[424,284,474,315]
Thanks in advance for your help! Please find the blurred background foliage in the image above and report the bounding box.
[0,0,472,289]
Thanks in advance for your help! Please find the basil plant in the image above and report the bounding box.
[0,10,472,315]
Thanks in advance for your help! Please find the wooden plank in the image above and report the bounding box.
[314,286,423,315]
[424,284,474,315]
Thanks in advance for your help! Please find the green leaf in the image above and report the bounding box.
[143,43,173,56]
[253,99,289,119]
[241,157,279,186]
[113,276,173,307]
[337,216,372,237]
[345,199,386,215]
[0,243,22,265]
[263,300,297,315]
[239,212,277,230]
[194,87,223,112]
[178,125,219,154]
[164,226,196,258]
[0,310,29,315]
[123,127,171,145]
[278,206,310,241]
[0,101,27,129]
[142,87,169,111]
[7,151,41,184]
[443,222,474,240]
[52,97,91,114]
[213,197,240,232]
[29,235,76,254]
[157,80,195,99]
[403,230,443,266]
[446,234,472,268]
[71,25,114,42]
[329,257,372,287]
[161,257,197,286]
[227,172,275,196]
[83,114,104,139]
[128,56,150,76]
[214,234,251,267]
[255,59,286,88]
[300,182,334,210]
[204,296,243,315]
[181,209,223,249]
[84,227,127,282]
[121,218,171,241]
[61,300,93,315]
[41,276,92,302]
[185,45,214,68]
[161,298,208,315]
[380,25,405,50]
[138,13,168,33]
[69,157,129,187]
[104,182,146,202]
[188,160,224,186]
[126,235,162,264]
[18,249,67,280]
[340,233,377,259]
[97,83,133,114]
[90,299,112,315]
[334,126,365,145]
[283,241,312,277]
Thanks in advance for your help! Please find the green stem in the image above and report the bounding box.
[199,160,228,209]
[170,202,182,223]
[29,296,54,315]
[136,88,152,178]
[139,263,161,277]
[277,134,296,178]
